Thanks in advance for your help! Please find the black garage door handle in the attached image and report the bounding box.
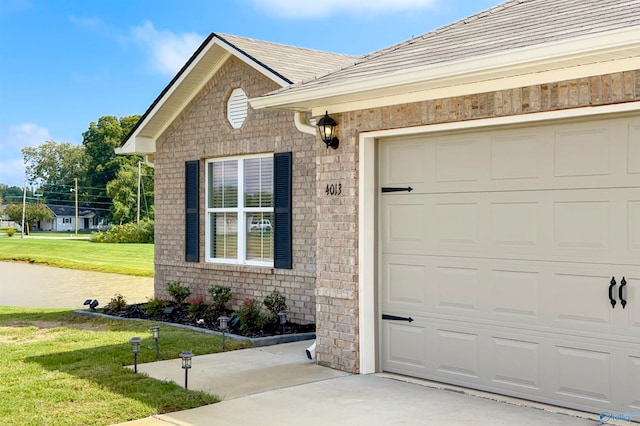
[620,277,627,309]
[609,277,617,309]
[382,314,414,322]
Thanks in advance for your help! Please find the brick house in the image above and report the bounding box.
[120,0,640,415]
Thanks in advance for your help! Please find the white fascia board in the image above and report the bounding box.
[114,136,156,155]
[251,26,640,112]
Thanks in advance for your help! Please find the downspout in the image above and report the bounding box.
[294,112,316,136]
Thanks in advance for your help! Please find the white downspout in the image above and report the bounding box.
[294,112,316,136]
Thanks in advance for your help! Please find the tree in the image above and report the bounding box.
[106,163,154,224]
[21,141,87,205]
[0,184,26,205]
[4,203,54,234]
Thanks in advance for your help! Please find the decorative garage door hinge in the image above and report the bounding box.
[381,187,413,193]
[382,314,414,322]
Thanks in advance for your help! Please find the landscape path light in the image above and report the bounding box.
[278,311,287,334]
[150,325,160,360]
[129,336,142,374]
[218,316,229,350]
[180,350,193,389]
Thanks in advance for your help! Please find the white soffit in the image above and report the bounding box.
[250,26,640,115]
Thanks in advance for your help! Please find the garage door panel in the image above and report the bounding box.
[491,133,544,180]
[554,126,611,178]
[554,273,612,326]
[628,123,640,174]
[435,137,485,183]
[553,345,612,404]
[435,328,480,379]
[489,336,541,392]
[489,269,540,318]
[435,265,478,311]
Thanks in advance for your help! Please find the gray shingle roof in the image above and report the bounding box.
[276,0,640,92]
[215,33,359,84]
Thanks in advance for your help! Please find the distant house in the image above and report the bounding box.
[38,205,103,232]
[0,204,19,229]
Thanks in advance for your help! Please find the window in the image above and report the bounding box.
[205,154,273,265]
[63,217,72,224]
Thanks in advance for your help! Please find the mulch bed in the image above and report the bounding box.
[98,302,315,339]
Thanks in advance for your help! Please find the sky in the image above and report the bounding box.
[0,0,501,188]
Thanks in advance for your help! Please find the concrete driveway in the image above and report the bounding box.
[116,341,602,426]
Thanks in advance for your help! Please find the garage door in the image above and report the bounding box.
[379,115,640,414]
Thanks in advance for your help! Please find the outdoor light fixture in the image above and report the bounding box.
[89,299,99,310]
[129,336,142,374]
[317,111,339,149]
[277,311,287,334]
[179,350,193,389]
[83,299,92,306]
[150,326,160,360]
[218,316,229,350]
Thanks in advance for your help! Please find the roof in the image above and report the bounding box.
[251,0,640,113]
[47,205,95,218]
[117,33,357,157]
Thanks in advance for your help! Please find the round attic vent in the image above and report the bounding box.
[227,88,248,129]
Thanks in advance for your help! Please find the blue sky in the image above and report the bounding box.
[0,0,500,188]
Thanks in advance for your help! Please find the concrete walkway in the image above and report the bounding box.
[115,341,602,426]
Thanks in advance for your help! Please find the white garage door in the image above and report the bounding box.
[379,115,640,414]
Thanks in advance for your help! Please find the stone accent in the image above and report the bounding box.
[153,56,317,323]
[313,69,640,373]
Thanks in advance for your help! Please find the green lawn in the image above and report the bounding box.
[0,307,249,425]
[0,236,154,277]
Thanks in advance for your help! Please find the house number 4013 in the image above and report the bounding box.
[325,183,342,196]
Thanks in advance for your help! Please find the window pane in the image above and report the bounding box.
[246,212,273,262]
[244,157,273,208]
[209,160,238,208]
[209,212,238,260]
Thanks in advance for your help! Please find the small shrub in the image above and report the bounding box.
[89,219,154,243]
[263,290,287,316]
[237,299,265,332]
[208,285,232,312]
[104,293,128,313]
[166,281,191,305]
[144,297,167,317]
[188,296,209,320]
[6,228,15,237]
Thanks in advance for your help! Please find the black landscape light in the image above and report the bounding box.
[278,311,287,334]
[150,326,160,360]
[129,336,142,374]
[89,299,99,310]
[180,350,193,389]
[218,316,229,350]
[83,299,92,306]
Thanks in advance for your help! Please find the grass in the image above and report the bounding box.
[0,236,154,277]
[0,306,250,426]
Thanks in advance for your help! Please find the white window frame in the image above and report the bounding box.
[205,153,273,266]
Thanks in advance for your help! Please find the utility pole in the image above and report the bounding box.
[137,161,141,225]
[21,179,26,238]
[74,177,78,237]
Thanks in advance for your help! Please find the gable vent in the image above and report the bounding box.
[227,88,248,129]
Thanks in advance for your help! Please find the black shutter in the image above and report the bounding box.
[185,160,199,262]
[273,152,292,269]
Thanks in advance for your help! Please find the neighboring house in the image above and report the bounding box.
[39,205,99,232]
[119,0,640,415]
[0,204,19,229]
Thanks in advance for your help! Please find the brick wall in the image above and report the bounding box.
[314,69,640,373]
[153,56,317,323]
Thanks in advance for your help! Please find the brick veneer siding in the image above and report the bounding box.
[314,70,640,373]
[153,56,317,323]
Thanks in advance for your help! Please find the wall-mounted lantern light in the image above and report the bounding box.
[129,336,142,374]
[149,325,160,360]
[180,350,193,389]
[317,111,339,149]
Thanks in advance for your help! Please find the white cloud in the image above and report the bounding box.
[131,21,203,76]
[0,124,51,187]
[247,0,439,18]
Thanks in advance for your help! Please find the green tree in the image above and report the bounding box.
[0,184,26,205]
[4,203,54,234]
[21,141,87,205]
[106,163,154,224]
